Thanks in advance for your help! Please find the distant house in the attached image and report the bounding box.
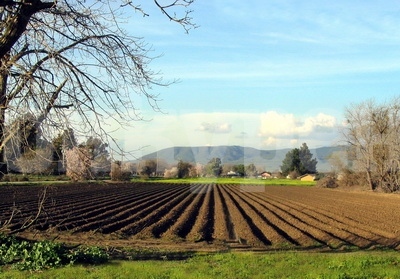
[298,174,316,182]
[259,171,272,179]
[227,171,239,177]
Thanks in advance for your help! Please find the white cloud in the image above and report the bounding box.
[258,111,337,139]
[197,122,232,134]
[262,136,278,146]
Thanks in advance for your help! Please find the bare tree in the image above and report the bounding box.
[0,0,196,176]
[110,160,136,181]
[65,147,91,181]
[164,166,178,178]
[343,97,400,192]
[15,147,53,174]
[139,159,157,177]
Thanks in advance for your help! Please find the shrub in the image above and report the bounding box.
[316,176,338,188]
[14,241,69,270]
[288,170,300,179]
[70,246,109,264]
[337,169,368,189]
[110,161,131,181]
[1,174,30,182]
[164,167,178,178]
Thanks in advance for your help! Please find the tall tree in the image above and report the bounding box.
[281,143,317,177]
[299,143,317,174]
[83,137,111,175]
[177,160,192,178]
[139,159,157,177]
[0,0,196,176]
[51,128,77,174]
[343,97,400,192]
[281,148,301,176]
[245,163,257,177]
[205,157,222,177]
[233,164,245,177]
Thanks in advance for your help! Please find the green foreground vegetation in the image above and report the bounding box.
[1,251,400,279]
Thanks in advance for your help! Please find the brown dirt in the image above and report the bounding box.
[1,182,400,252]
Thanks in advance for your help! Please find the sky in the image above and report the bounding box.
[110,0,400,158]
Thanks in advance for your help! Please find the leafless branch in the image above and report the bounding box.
[154,0,197,33]
[0,187,47,234]
[0,0,196,177]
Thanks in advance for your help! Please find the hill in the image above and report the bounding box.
[139,145,345,172]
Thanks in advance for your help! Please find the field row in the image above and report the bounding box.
[1,182,400,250]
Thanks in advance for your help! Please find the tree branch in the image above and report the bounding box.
[153,0,197,33]
[0,0,55,58]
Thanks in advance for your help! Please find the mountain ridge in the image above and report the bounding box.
[139,145,345,172]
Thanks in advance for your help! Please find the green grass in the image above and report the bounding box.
[2,251,399,279]
[137,177,316,186]
[0,175,316,187]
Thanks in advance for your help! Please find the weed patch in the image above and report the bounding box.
[0,234,108,270]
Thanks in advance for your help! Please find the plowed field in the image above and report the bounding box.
[1,182,400,251]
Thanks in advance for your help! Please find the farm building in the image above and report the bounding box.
[298,174,316,181]
[226,170,239,177]
[259,172,272,179]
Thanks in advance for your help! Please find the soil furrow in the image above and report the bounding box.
[226,185,297,247]
[34,185,175,231]
[117,186,192,236]
[273,194,399,247]
[87,186,189,234]
[186,184,214,242]
[263,192,372,249]
[138,184,203,238]
[161,184,208,239]
[239,189,319,247]
[2,183,400,251]
[212,184,235,241]
[219,185,271,247]
[62,185,183,231]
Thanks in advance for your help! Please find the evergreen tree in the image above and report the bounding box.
[281,148,301,176]
[281,143,317,176]
[233,164,245,177]
[299,143,317,174]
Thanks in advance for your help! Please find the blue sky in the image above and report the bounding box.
[111,0,400,157]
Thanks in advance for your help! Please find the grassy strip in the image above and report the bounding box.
[0,175,316,187]
[137,177,317,186]
[1,251,399,278]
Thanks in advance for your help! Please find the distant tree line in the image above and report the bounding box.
[3,114,321,182]
[162,158,263,179]
[162,143,318,179]
[3,118,113,181]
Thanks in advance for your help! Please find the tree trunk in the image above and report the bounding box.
[0,1,54,58]
[0,69,7,176]
[366,169,375,191]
